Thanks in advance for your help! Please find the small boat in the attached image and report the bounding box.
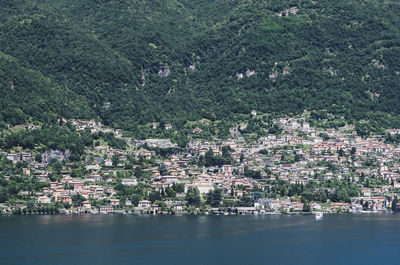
[315,212,323,220]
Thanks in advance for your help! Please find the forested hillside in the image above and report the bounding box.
[0,0,399,134]
[0,52,93,126]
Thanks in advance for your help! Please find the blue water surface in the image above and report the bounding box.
[0,213,399,265]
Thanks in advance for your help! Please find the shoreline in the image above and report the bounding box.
[1,210,394,217]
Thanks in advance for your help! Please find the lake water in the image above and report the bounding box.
[1,213,400,265]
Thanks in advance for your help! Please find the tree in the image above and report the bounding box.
[392,197,398,212]
[206,188,222,207]
[0,187,8,203]
[204,149,214,167]
[206,190,214,206]
[338,148,344,157]
[173,183,185,193]
[259,149,269,155]
[158,164,168,176]
[112,154,120,166]
[72,194,85,207]
[166,187,176,198]
[134,166,143,178]
[314,190,327,203]
[350,147,356,156]
[363,201,370,211]
[319,133,330,141]
[185,187,201,206]
[149,191,162,203]
[130,194,140,206]
[303,202,311,212]
[35,153,42,163]
[213,189,222,206]
[222,146,232,157]
[360,172,365,183]
[301,191,313,202]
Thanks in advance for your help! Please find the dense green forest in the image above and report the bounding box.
[0,0,399,134]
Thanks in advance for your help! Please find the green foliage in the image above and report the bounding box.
[199,149,232,167]
[0,52,93,126]
[206,188,222,207]
[100,132,126,150]
[134,166,143,178]
[0,165,50,203]
[116,182,148,202]
[270,178,358,203]
[166,187,177,198]
[172,183,185,193]
[149,190,162,203]
[71,194,86,207]
[0,186,9,203]
[391,197,398,212]
[259,149,269,155]
[244,166,262,179]
[0,125,92,157]
[185,187,201,206]
[302,202,311,212]
[0,0,398,135]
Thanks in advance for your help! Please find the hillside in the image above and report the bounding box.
[0,0,399,134]
[0,52,93,126]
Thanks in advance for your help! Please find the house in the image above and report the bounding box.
[174,203,183,212]
[104,186,115,195]
[138,200,151,208]
[192,128,203,134]
[362,188,371,197]
[121,178,138,186]
[70,181,84,191]
[235,190,245,197]
[160,175,181,184]
[110,199,120,206]
[290,202,304,211]
[151,203,160,214]
[6,154,19,163]
[100,206,113,213]
[61,195,72,204]
[37,196,51,204]
[310,203,322,211]
[185,183,214,194]
[82,200,92,209]
[164,124,172,130]
[104,160,113,167]
[222,164,232,174]
[86,164,101,171]
[61,176,73,184]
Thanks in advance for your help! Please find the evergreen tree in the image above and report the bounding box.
[185,187,201,206]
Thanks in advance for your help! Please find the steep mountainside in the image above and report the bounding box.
[0,0,399,133]
[0,52,93,126]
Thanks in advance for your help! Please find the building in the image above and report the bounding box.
[138,200,151,208]
[121,178,138,186]
[185,183,214,195]
[37,196,51,204]
[100,206,113,213]
[110,199,120,206]
[82,201,92,209]
[61,195,72,204]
